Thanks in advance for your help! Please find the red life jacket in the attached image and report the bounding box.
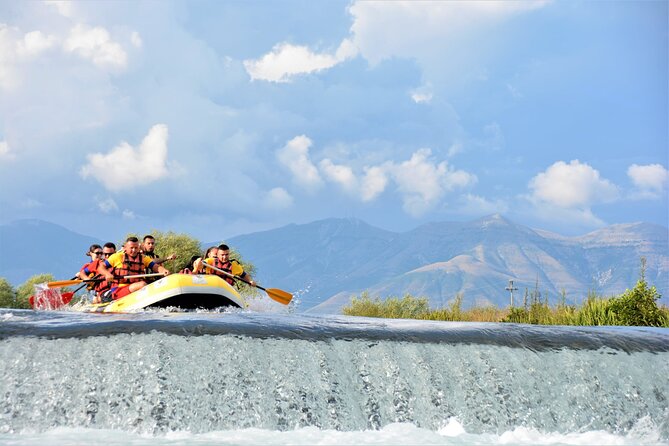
[208,258,235,286]
[112,253,147,285]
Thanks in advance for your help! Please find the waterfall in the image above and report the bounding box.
[1,310,667,438]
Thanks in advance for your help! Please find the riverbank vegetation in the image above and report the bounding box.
[343,261,669,327]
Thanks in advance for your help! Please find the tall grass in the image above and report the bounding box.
[342,287,669,327]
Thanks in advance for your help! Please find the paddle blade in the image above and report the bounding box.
[266,288,293,305]
[30,288,71,310]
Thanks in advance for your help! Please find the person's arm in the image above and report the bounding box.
[153,254,177,265]
[232,260,255,286]
[97,261,114,282]
[148,258,169,276]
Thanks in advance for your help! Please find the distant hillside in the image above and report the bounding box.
[0,219,103,285]
[1,216,667,313]
[228,215,668,312]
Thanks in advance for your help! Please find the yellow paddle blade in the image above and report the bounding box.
[266,288,293,305]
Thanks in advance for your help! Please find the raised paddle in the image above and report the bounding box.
[198,261,293,305]
[46,273,165,289]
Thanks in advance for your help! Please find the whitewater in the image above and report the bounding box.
[1,309,667,445]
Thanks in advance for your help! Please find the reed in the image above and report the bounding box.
[342,289,669,327]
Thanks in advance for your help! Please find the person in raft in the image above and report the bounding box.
[192,243,255,288]
[76,243,116,299]
[95,236,170,303]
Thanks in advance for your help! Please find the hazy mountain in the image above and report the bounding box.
[1,216,667,313]
[0,219,103,285]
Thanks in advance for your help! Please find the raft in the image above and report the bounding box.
[81,273,247,313]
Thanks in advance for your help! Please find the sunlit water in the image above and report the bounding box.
[1,308,667,445]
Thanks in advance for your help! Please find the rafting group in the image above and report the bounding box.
[77,235,255,304]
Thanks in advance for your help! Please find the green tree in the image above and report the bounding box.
[0,277,17,308]
[608,258,666,327]
[15,274,56,309]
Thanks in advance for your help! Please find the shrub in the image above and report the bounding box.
[0,278,16,308]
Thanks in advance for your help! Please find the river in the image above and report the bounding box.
[1,308,667,445]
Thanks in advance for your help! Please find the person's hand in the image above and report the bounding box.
[104,273,114,282]
[168,253,177,261]
[193,258,202,272]
[161,268,170,276]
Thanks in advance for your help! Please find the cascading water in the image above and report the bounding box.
[1,309,667,445]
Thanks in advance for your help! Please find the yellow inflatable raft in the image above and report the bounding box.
[81,273,247,313]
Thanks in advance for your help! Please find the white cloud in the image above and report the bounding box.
[276,135,323,191]
[244,39,357,83]
[348,1,546,64]
[319,159,358,193]
[16,31,57,58]
[0,140,15,161]
[360,165,389,202]
[390,148,477,216]
[528,160,619,208]
[122,209,135,219]
[263,187,294,210]
[627,164,668,195]
[459,194,509,215]
[96,197,118,213]
[410,85,433,104]
[63,24,127,70]
[45,1,76,18]
[80,124,170,192]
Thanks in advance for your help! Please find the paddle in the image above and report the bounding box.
[30,274,101,309]
[199,261,293,305]
[46,273,165,289]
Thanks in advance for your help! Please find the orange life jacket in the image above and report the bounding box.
[112,253,147,285]
[208,258,235,286]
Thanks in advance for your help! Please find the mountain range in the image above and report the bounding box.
[1,215,667,313]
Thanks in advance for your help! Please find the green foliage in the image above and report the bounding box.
[0,277,17,308]
[607,278,666,327]
[342,292,430,319]
[15,274,56,309]
[344,259,669,327]
[343,292,507,322]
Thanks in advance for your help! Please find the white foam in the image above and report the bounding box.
[0,421,665,446]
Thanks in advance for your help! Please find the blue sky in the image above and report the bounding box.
[0,0,667,242]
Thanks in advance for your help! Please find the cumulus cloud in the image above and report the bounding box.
[0,26,58,89]
[360,165,389,202]
[319,159,358,193]
[96,197,119,213]
[528,160,619,209]
[390,148,477,216]
[459,194,509,215]
[45,1,76,18]
[63,24,127,70]
[263,187,294,210]
[16,30,57,58]
[276,135,323,191]
[80,124,170,192]
[244,39,358,82]
[627,163,668,196]
[0,140,15,161]
[348,1,546,64]
[410,85,433,104]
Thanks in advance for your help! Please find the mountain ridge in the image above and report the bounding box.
[1,215,666,312]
